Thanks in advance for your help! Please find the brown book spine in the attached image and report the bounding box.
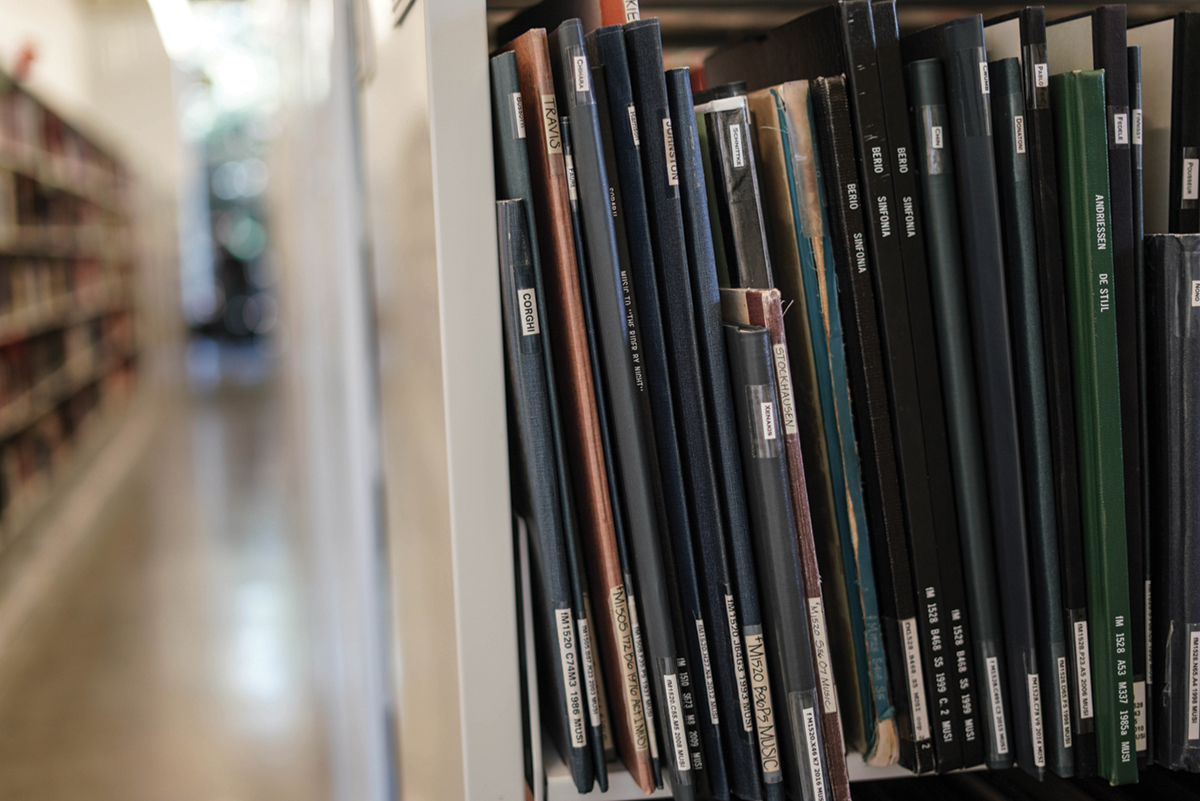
[599,0,638,26]
[505,28,654,792]
[722,287,852,801]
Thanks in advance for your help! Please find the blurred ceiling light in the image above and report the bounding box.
[147,0,196,61]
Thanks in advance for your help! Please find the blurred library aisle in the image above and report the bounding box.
[0,384,331,800]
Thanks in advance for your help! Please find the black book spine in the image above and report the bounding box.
[497,198,596,793]
[1170,13,1200,234]
[834,0,948,773]
[549,22,698,798]
[1128,44,1152,766]
[491,51,611,789]
[589,26,729,798]
[611,20,761,800]
[666,65,778,800]
[722,322,830,801]
[1008,8,1099,777]
[991,56,1071,778]
[810,74,923,773]
[873,0,980,770]
[699,98,773,289]
[905,56,1012,773]
[1145,234,1200,771]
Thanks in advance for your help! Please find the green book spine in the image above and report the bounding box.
[1050,69,1137,786]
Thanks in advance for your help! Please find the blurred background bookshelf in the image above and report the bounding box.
[0,76,138,549]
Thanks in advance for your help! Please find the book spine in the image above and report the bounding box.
[990,56,1071,778]
[905,56,1009,773]
[722,322,830,801]
[505,32,656,792]
[594,59,721,797]
[937,19,1041,776]
[1093,14,1150,761]
[1051,68,1137,785]
[1170,13,1200,234]
[764,82,874,761]
[565,110,663,787]
[492,51,611,788]
[1128,43,1152,766]
[750,289,852,801]
[872,2,980,771]
[1012,8,1100,776]
[703,99,774,288]
[550,23,698,797]
[1145,233,1200,771]
[599,0,638,27]
[498,198,596,793]
[666,66,781,801]
[836,0,948,773]
[811,74,918,770]
[596,22,731,797]
[751,82,872,780]
[788,80,898,764]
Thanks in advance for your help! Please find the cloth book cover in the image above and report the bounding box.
[498,198,596,792]
[605,18,743,797]
[1144,233,1200,772]
[903,16,1040,776]
[588,42,726,798]
[720,287,851,801]
[1127,12,1200,235]
[1051,68,1137,786]
[906,55,1011,776]
[666,66,780,801]
[744,84,866,767]
[810,74,921,771]
[722,322,830,801]
[984,9,1099,775]
[1047,14,1147,741]
[492,52,613,788]
[549,20,699,798]
[990,55,1072,778]
[501,31,657,791]
[1128,44,1152,765]
[753,79,897,762]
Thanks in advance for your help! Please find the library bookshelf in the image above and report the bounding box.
[0,76,139,550]
[376,1,958,799]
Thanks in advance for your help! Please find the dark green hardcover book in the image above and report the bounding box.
[990,56,1071,778]
[1050,68,1137,786]
[984,9,1099,777]
[1047,13,1147,750]
[1128,44,1152,766]
[1144,233,1200,772]
[905,56,1010,774]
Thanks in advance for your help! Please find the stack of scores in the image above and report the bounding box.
[491,1,1200,796]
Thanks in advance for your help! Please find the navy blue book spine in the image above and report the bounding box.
[587,27,728,797]
[550,21,698,798]
[497,198,596,792]
[664,64,780,801]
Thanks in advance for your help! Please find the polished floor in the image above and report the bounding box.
[0,386,331,800]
